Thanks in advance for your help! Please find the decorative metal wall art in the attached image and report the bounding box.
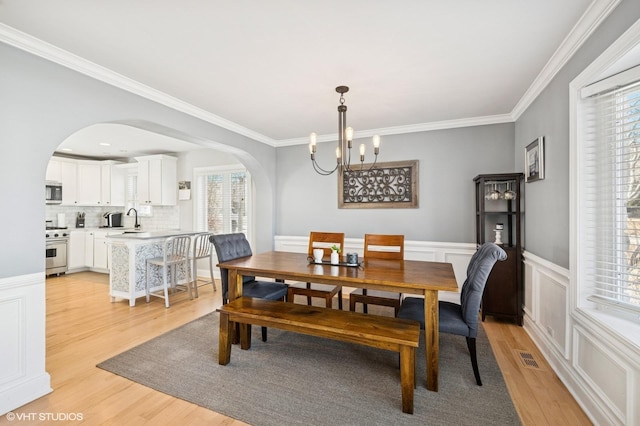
[338,160,418,209]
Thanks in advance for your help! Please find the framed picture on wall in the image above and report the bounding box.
[525,137,545,182]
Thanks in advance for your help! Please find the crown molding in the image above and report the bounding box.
[276,113,514,147]
[511,0,622,120]
[0,0,621,148]
[0,23,277,147]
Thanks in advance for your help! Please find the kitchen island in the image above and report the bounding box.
[108,230,203,306]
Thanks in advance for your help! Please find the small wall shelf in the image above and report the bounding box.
[473,173,524,326]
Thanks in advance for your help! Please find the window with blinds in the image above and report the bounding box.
[194,166,250,235]
[579,68,640,314]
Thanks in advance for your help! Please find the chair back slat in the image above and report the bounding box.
[308,231,345,256]
[193,233,213,258]
[164,235,192,262]
[364,234,404,260]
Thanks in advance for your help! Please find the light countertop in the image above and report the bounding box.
[107,230,203,240]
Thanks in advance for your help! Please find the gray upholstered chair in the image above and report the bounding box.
[397,242,507,385]
[210,233,288,342]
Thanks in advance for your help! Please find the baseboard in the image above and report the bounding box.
[0,373,52,416]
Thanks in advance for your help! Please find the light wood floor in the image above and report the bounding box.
[13,272,590,425]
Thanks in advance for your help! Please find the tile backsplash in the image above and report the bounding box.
[45,205,180,230]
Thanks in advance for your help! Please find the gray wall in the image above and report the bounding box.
[515,0,640,269]
[0,42,276,279]
[276,124,515,242]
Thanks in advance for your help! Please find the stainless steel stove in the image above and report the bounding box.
[46,227,69,276]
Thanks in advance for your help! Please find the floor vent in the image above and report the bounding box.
[514,350,543,370]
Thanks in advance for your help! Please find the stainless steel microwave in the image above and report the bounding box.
[46,181,62,204]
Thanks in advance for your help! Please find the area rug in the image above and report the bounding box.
[97,312,520,426]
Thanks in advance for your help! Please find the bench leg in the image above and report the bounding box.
[400,345,415,414]
[218,312,232,365]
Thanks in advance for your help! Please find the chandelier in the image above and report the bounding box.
[309,86,380,175]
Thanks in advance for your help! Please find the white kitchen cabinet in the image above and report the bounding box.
[76,162,102,205]
[136,155,177,206]
[47,158,124,206]
[101,162,125,206]
[68,230,86,271]
[84,231,95,267]
[60,160,78,205]
[93,230,109,270]
[45,158,62,182]
[93,230,124,271]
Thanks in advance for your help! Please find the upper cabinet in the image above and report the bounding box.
[101,161,125,206]
[60,160,79,205]
[45,159,62,182]
[46,157,126,206]
[76,162,102,205]
[135,155,177,206]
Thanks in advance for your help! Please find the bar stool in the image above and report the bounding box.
[146,235,193,308]
[191,232,217,297]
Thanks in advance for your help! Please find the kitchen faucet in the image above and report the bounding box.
[126,208,140,229]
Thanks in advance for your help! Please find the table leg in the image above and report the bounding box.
[230,271,252,346]
[228,270,242,300]
[424,290,439,391]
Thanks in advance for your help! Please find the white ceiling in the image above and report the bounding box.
[0,0,605,158]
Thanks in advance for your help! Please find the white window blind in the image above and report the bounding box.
[581,75,640,313]
[194,167,250,235]
[126,172,137,210]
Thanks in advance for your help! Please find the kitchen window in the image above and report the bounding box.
[194,166,251,236]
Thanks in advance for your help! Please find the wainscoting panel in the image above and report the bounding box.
[574,325,628,424]
[523,260,534,320]
[537,269,568,357]
[524,250,640,426]
[0,273,51,416]
[0,295,24,385]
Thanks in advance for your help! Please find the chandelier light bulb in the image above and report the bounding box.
[309,132,317,157]
[372,135,380,148]
[373,135,380,155]
[345,126,354,142]
[359,144,365,162]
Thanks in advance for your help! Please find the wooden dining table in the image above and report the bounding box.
[218,250,458,392]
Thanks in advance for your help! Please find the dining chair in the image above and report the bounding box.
[210,233,289,342]
[349,234,404,315]
[287,231,345,309]
[397,242,507,385]
[191,232,217,298]
[145,235,193,308]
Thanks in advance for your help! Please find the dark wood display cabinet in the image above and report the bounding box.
[474,173,524,326]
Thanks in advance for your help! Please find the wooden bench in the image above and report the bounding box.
[218,297,421,414]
